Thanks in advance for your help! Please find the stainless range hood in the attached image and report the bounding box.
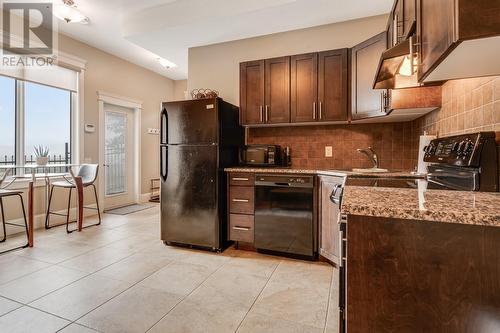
[373,36,419,90]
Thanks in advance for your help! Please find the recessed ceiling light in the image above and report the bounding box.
[157,58,177,69]
[54,0,89,24]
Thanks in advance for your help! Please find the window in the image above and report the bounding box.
[0,76,16,165]
[25,81,71,164]
[0,74,75,167]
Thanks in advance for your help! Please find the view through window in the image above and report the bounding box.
[25,81,71,164]
[0,75,73,167]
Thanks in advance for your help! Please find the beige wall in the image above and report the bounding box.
[58,34,175,195]
[188,15,388,106]
[173,80,188,101]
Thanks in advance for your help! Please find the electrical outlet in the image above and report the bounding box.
[325,146,333,157]
[148,128,160,135]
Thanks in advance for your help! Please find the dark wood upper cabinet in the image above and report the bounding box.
[403,0,416,37]
[264,56,290,124]
[417,0,500,82]
[388,0,416,47]
[318,49,349,122]
[240,60,265,125]
[290,53,318,123]
[351,32,389,120]
[417,0,456,82]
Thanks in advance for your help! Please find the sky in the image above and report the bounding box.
[0,76,70,162]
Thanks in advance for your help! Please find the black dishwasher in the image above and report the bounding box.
[254,174,315,259]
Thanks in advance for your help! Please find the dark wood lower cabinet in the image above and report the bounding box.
[346,215,500,333]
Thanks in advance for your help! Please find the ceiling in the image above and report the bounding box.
[55,0,393,80]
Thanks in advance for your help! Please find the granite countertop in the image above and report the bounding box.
[342,184,500,227]
[224,167,422,179]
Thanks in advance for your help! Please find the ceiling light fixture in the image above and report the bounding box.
[54,0,89,24]
[157,58,177,69]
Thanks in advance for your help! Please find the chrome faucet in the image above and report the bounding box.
[356,147,379,168]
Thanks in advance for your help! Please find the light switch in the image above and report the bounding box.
[325,146,333,158]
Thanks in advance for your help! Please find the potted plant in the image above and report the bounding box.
[34,146,50,166]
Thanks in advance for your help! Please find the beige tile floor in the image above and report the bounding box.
[0,205,339,333]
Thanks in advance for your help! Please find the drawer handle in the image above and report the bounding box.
[233,226,251,231]
[232,199,249,203]
[232,177,249,181]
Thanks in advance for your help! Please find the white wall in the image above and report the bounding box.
[188,14,388,106]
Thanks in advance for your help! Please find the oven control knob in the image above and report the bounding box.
[297,178,305,183]
[289,178,295,183]
[457,141,467,154]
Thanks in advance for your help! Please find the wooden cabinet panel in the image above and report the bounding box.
[291,53,318,123]
[264,57,291,124]
[347,215,500,332]
[318,176,342,265]
[393,0,404,46]
[351,32,389,120]
[417,0,457,81]
[403,0,416,37]
[318,49,348,121]
[229,186,254,214]
[240,60,265,125]
[229,214,254,243]
[229,173,255,186]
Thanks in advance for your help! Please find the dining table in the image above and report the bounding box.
[0,164,85,247]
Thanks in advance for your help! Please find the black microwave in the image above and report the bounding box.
[239,145,284,167]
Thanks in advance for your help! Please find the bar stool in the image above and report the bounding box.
[0,189,29,255]
[45,164,101,233]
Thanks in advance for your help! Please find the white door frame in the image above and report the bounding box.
[97,91,142,211]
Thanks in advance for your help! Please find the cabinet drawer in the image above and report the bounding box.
[229,214,254,243]
[229,186,254,214]
[229,173,255,186]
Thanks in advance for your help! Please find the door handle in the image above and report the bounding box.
[160,108,168,144]
[313,102,316,120]
[233,226,251,231]
[265,105,269,122]
[232,177,249,181]
[259,106,264,123]
[232,199,249,203]
[319,102,322,120]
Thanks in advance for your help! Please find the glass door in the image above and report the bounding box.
[103,104,136,209]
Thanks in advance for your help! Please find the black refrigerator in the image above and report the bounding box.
[160,98,244,251]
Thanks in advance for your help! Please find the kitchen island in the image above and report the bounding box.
[341,184,500,332]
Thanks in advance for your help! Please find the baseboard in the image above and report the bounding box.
[140,192,154,203]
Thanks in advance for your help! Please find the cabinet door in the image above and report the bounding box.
[319,177,341,265]
[417,0,456,81]
[351,32,389,120]
[240,60,265,125]
[318,49,348,122]
[403,0,416,37]
[392,0,404,46]
[264,57,290,124]
[291,53,318,123]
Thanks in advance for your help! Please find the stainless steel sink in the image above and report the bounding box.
[351,168,390,173]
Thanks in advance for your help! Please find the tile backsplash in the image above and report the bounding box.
[248,123,417,170]
[413,75,500,136]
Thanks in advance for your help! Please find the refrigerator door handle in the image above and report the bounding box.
[160,146,168,181]
[160,108,168,145]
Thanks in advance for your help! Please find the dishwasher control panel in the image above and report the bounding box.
[255,174,314,188]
